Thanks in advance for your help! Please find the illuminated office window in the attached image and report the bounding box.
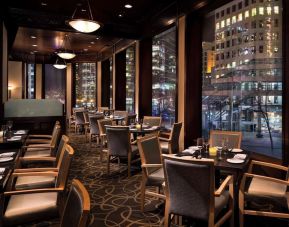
[126,46,135,113]
[202,0,283,158]
[226,18,230,26]
[152,26,177,128]
[232,16,237,23]
[238,13,243,21]
[75,63,96,108]
[27,64,35,99]
[245,10,250,18]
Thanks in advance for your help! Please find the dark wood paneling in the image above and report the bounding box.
[184,13,203,148]
[0,22,4,124]
[139,38,152,118]
[101,59,111,107]
[115,50,126,110]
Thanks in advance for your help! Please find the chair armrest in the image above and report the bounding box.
[19,157,56,163]
[215,175,233,197]
[14,167,58,173]
[22,145,53,150]
[242,173,289,186]
[4,187,64,196]
[141,164,163,168]
[131,140,137,145]
[12,171,58,177]
[159,137,170,142]
[25,139,51,144]
[249,160,288,172]
[27,135,52,139]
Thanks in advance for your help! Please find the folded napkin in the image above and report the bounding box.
[150,126,159,130]
[7,136,21,141]
[0,168,5,173]
[0,152,15,158]
[14,130,26,135]
[182,149,196,155]
[234,154,247,160]
[0,176,3,180]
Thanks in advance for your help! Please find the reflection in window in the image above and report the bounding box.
[27,64,35,99]
[152,26,177,128]
[75,63,96,108]
[202,0,282,158]
[109,57,113,109]
[45,64,66,105]
[126,46,135,113]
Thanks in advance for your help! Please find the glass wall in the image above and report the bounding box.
[27,64,35,99]
[202,0,282,158]
[44,64,66,105]
[75,63,96,108]
[126,46,135,113]
[152,26,177,128]
[109,57,113,109]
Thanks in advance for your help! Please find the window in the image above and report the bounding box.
[152,26,177,128]
[74,63,96,108]
[26,64,35,99]
[202,0,283,158]
[125,46,135,113]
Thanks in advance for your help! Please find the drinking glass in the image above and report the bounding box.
[7,121,13,131]
[203,138,209,153]
[1,125,8,138]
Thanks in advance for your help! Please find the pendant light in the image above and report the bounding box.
[67,0,102,33]
[57,34,76,60]
[53,56,67,69]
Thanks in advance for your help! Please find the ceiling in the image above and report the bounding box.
[3,0,191,62]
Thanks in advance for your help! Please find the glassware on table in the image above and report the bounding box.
[1,125,8,138]
[203,138,209,153]
[7,121,13,131]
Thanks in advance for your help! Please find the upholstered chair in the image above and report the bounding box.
[162,155,234,227]
[97,119,113,162]
[143,116,162,127]
[239,160,289,227]
[88,114,104,147]
[159,122,182,154]
[209,130,242,149]
[75,111,86,133]
[105,126,140,177]
[137,135,165,212]
[114,110,129,125]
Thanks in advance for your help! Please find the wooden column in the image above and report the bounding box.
[101,59,111,108]
[115,50,126,110]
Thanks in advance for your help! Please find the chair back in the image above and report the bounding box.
[127,114,137,125]
[60,179,90,227]
[163,155,215,221]
[83,112,89,124]
[97,119,113,135]
[89,115,104,135]
[98,106,109,112]
[51,125,61,148]
[55,135,69,165]
[73,107,85,113]
[209,130,242,148]
[75,111,85,125]
[143,116,162,127]
[114,110,128,125]
[169,122,183,154]
[106,126,131,157]
[137,136,162,175]
[55,144,74,189]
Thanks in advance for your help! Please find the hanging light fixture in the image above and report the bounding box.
[53,56,67,69]
[57,34,76,59]
[67,0,102,33]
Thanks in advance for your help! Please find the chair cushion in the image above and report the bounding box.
[215,190,229,217]
[24,149,51,158]
[4,192,58,226]
[15,176,56,190]
[159,141,169,154]
[147,168,165,186]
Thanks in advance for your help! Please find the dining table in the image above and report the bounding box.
[0,130,28,149]
[129,124,160,140]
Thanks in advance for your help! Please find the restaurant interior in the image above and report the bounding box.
[0,0,289,226]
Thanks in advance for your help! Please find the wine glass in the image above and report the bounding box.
[203,138,209,153]
[197,137,204,149]
[7,121,13,132]
[1,125,8,138]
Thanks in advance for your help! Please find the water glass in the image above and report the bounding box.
[7,121,13,131]
[1,125,8,138]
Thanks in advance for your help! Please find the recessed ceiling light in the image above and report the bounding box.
[41,2,47,6]
[90,41,95,44]
[88,45,91,48]
[32,44,37,47]
[118,14,123,17]
[81,9,87,12]
[33,50,38,53]
[96,37,100,40]
[30,36,37,39]
[84,48,88,51]
[125,4,132,8]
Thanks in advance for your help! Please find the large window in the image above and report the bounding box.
[44,64,66,105]
[202,0,282,158]
[75,63,96,108]
[152,26,177,128]
[26,63,35,99]
[126,46,135,113]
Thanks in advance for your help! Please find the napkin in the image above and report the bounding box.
[234,154,247,160]
[0,152,15,157]
[182,149,196,155]
[0,168,5,173]
[7,136,21,141]
[14,130,26,135]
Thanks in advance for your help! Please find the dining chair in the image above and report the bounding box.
[114,110,129,125]
[1,145,75,226]
[97,118,113,162]
[143,116,162,127]
[88,114,104,147]
[239,160,289,227]
[127,114,137,125]
[75,111,86,133]
[98,106,109,112]
[105,126,140,177]
[137,135,165,212]
[209,130,242,149]
[159,122,182,154]
[83,111,90,141]
[1,178,89,227]
[21,124,61,159]
[10,140,73,191]
[162,154,234,227]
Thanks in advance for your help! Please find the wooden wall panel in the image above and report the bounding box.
[101,59,111,108]
[115,50,126,110]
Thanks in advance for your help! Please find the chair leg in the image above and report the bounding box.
[239,190,244,227]
[164,203,171,227]
[128,154,131,177]
[107,155,110,175]
[140,177,146,212]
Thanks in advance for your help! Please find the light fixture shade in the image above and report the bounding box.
[57,51,76,60]
[53,57,67,69]
[68,19,101,33]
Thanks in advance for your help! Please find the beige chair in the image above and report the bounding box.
[159,122,182,154]
[1,145,75,226]
[114,110,129,125]
[137,135,165,212]
[143,116,162,127]
[10,139,73,191]
[239,160,289,227]
[98,106,109,112]
[98,119,113,161]
[209,130,242,149]
[88,114,104,147]
[105,126,140,177]
[21,125,61,159]
[162,154,234,227]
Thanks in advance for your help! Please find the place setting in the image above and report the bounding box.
[0,152,15,163]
